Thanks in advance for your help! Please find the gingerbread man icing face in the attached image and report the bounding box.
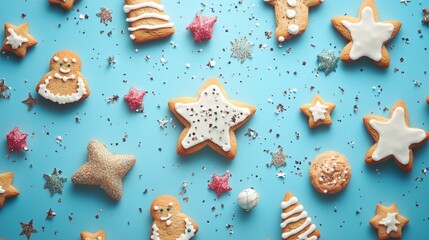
[150,195,198,240]
[36,50,90,104]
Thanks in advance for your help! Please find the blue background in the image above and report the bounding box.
[1,0,429,239]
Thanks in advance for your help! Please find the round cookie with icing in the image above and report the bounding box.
[36,50,90,104]
[309,151,352,194]
[300,95,336,128]
[363,100,429,172]
[331,0,402,68]
[168,78,256,160]
[150,195,198,240]
[123,0,175,43]
[280,192,320,240]
[264,0,324,42]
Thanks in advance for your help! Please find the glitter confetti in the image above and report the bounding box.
[46,208,56,219]
[230,37,254,63]
[270,147,287,169]
[208,172,232,197]
[19,219,38,240]
[107,55,116,66]
[423,8,429,25]
[71,140,136,201]
[400,0,411,5]
[124,87,146,111]
[6,127,28,152]
[186,14,217,42]
[96,7,113,25]
[317,50,339,75]
[43,168,67,196]
[21,92,38,111]
[0,79,11,99]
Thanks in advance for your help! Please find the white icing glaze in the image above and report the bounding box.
[154,205,159,211]
[379,212,400,234]
[97,237,102,240]
[176,218,196,240]
[54,73,75,82]
[63,58,68,63]
[278,36,285,42]
[72,58,77,63]
[128,23,174,32]
[151,223,160,240]
[286,9,296,19]
[0,185,5,194]
[6,28,28,49]
[126,12,170,23]
[123,2,165,13]
[309,101,328,122]
[166,220,172,226]
[287,0,297,7]
[160,213,172,222]
[60,67,71,74]
[288,24,300,35]
[281,196,318,240]
[130,34,136,40]
[38,76,87,104]
[369,107,426,165]
[168,202,174,207]
[341,7,394,61]
[85,238,90,240]
[53,56,60,62]
[174,84,251,152]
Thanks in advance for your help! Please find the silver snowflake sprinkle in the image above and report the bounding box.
[43,168,67,196]
[317,50,339,75]
[230,37,253,63]
[96,7,113,25]
[269,147,287,169]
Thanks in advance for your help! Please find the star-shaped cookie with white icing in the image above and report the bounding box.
[49,0,76,11]
[168,78,256,159]
[80,230,106,240]
[72,140,136,201]
[1,22,37,58]
[0,172,20,208]
[363,101,429,172]
[300,95,336,128]
[331,0,401,68]
[370,204,408,240]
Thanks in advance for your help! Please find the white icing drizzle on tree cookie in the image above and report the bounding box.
[309,101,328,122]
[123,1,174,40]
[368,107,426,165]
[379,212,400,234]
[0,185,5,194]
[150,218,196,240]
[174,84,251,152]
[6,28,28,50]
[280,196,318,240]
[38,76,87,104]
[341,7,394,61]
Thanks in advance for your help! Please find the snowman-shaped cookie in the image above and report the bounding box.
[36,50,90,104]
[150,195,198,240]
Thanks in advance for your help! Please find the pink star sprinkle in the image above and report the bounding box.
[186,14,217,42]
[124,87,146,111]
[6,127,28,152]
[208,171,232,197]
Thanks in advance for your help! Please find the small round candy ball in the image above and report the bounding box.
[237,188,259,211]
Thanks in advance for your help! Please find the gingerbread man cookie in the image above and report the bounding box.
[2,22,37,58]
[331,0,401,68]
[49,0,77,11]
[123,0,175,43]
[264,0,324,42]
[150,195,198,240]
[80,230,106,240]
[36,50,90,104]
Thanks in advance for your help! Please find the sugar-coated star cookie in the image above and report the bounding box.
[331,0,401,68]
[150,195,199,240]
[168,78,256,159]
[80,230,106,240]
[280,192,320,240]
[369,204,408,240]
[36,50,90,104]
[0,172,20,208]
[1,23,37,58]
[264,0,324,42]
[300,95,335,128]
[72,140,136,201]
[363,101,429,172]
[49,0,76,11]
